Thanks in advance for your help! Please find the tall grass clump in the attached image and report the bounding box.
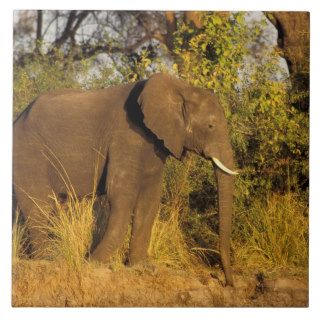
[106,226,131,271]
[33,192,95,271]
[149,203,199,270]
[12,209,28,261]
[234,192,308,274]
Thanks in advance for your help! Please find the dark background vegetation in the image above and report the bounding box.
[13,11,309,276]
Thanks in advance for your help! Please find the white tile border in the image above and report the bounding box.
[1,1,319,319]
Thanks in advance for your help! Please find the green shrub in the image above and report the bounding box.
[174,12,309,199]
[13,50,83,117]
[13,49,129,118]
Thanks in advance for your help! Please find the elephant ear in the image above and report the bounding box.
[138,73,186,159]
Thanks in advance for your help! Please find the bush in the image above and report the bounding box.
[13,51,84,117]
[13,49,129,119]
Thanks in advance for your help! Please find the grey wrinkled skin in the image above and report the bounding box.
[13,73,236,286]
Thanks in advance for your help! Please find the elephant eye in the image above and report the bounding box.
[208,124,214,129]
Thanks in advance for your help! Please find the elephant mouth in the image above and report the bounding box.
[212,157,238,175]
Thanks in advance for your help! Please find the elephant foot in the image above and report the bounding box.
[90,247,112,265]
[127,258,157,275]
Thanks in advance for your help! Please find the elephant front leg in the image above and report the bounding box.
[91,197,133,263]
[128,180,162,265]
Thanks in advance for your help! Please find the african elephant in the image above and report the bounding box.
[13,73,237,286]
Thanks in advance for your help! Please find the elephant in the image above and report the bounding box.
[13,73,237,286]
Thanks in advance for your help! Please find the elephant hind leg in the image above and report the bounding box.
[13,186,55,258]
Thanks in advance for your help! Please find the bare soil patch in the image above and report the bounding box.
[12,260,308,307]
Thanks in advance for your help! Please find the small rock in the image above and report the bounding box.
[179,291,189,303]
[185,277,204,290]
[292,289,308,303]
[207,278,222,290]
[181,293,187,300]
[234,277,250,290]
[264,279,276,291]
[274,278,307,292]
[187,288,213,306]
[222,286,235,304]
[277,292,293,305]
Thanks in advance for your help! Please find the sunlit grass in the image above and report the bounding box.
[33,192,95,271]
[12,209,28,261]
[234,192,308,275]
[106,226,131,271]
[149,203,200,270]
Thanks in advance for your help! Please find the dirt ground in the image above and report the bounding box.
[12,260,308,307]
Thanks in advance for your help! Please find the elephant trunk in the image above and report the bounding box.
[211,145,235,286]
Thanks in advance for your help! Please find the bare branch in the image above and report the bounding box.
[71,11,91,37]
[54,10,77,48]
[42,11,60,38]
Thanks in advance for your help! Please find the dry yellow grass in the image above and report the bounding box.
[234,192,308,275]
[149,156,207,272]
[21,148,103,270]
[149,203,201,270]
[12,209,28,261]
[31,192,95,271]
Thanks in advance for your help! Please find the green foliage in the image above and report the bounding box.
[14,50,84,117]
[175,12,253,90]
[13,47,166,118]
[174,12,308,199]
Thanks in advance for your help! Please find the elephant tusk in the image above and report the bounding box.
[212,157,238,175]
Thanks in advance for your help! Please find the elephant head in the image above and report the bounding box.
[138,73,237,286]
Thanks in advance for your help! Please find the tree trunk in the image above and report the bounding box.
[164,12,177,51]
[36,10,43,50]
[267,12,309,74]
[183,12,202,28]
[266,12,309,111]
